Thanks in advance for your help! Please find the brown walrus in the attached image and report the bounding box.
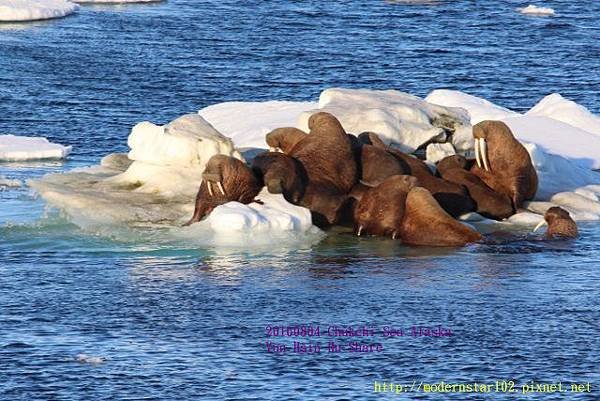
[358,132,474,217]
[534,206,579,239]
[400,187,482,247]
[353,175,419,239]
[184,155,261,225]
[265,127,307,154]
[251,152,306,204]
[470,120,538,209]
[437,155,514,220]
[266,113,358,226]
[359,144,409,187]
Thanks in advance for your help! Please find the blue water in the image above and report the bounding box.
[1,1,599,400]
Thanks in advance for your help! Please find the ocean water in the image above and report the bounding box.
[1,1,599,400]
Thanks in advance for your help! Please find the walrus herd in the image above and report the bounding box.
[185,112,578,245]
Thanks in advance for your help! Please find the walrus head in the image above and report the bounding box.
[308,112,346,137]
[265,127,307,154]
[436,155,469,175]
[472,120,517,172]
[534,206,579,239]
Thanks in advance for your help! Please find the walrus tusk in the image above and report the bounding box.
[217,181,226,196]
[480,138,490,172]
[392,231,397,240]
[533,220,548,232]
[207,181,214,197]
[475,138,483,169]
[269,147,276,152]
[357,226,364,236]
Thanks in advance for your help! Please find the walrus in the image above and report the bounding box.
[533,206,579,239]
[300,183,354,228]
[437,155,514,220]
[359,144,409,186]
[265,127,307,154]
[470,120,538,209]
[251,152,306,204]
[358,132,474,217]
[354,175,419,239]
[184,155,261,225]
[400,187,482,246]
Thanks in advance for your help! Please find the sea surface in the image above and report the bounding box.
[0,1,599,400]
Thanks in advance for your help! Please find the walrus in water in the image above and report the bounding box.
[265,127,307,154]
[185,155,261,225]
[471,120,538,209]
[401,187,482,246]
[251,151,306,204]
[533,206,579,239]
[354,175,419,239]
[358,132,475,217]
[437,155,514,220]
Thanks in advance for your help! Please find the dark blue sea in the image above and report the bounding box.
[0,1,599,400]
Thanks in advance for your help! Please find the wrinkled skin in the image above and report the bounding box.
[359,132,474,217]
[437,155,514,220]
[251,152,306,204]
[265,127,307,153]
[400,187,482,247]
[471,120,538,209]
[354,175,419,238]
[185,155,261,225]
[543,206,579,239]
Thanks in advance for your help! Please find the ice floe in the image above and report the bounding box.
[526,93,600,137]
[426,142,455,164]
[0,175,22,188]
[0,135,72,161]
[517,5,555,16]
[198,101,317,150]
[426,89,519,124]
[298,88,470,153]
[0,0,78,22]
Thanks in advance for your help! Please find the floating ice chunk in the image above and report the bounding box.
[506,211,544,226]
[517,5,555,16]
[297,88,470,153]
[526,93,600,137]
[205,190,313,234]
[0,0,78,22]
[198,101,317,150]
[0,135,71,161]
[425,89,519,124]
[506,116,600,170]
[550,192,600,215]
[106,114,242,198]
[426,142,455,164]
[75,354,105,364]
[0,175,22,188]
[524,143,600,200]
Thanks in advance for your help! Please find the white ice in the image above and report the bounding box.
[426,142,456,164]
[426,89,519,124]
[198,101,317,150]
[0,175,22,188]
[526,93,600,137]
[0,135,71,161]
[517,5,555,16]
[30,113,320,246]
[73,0,159,3]
[297,88,470,153]
[0,0,77,22]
